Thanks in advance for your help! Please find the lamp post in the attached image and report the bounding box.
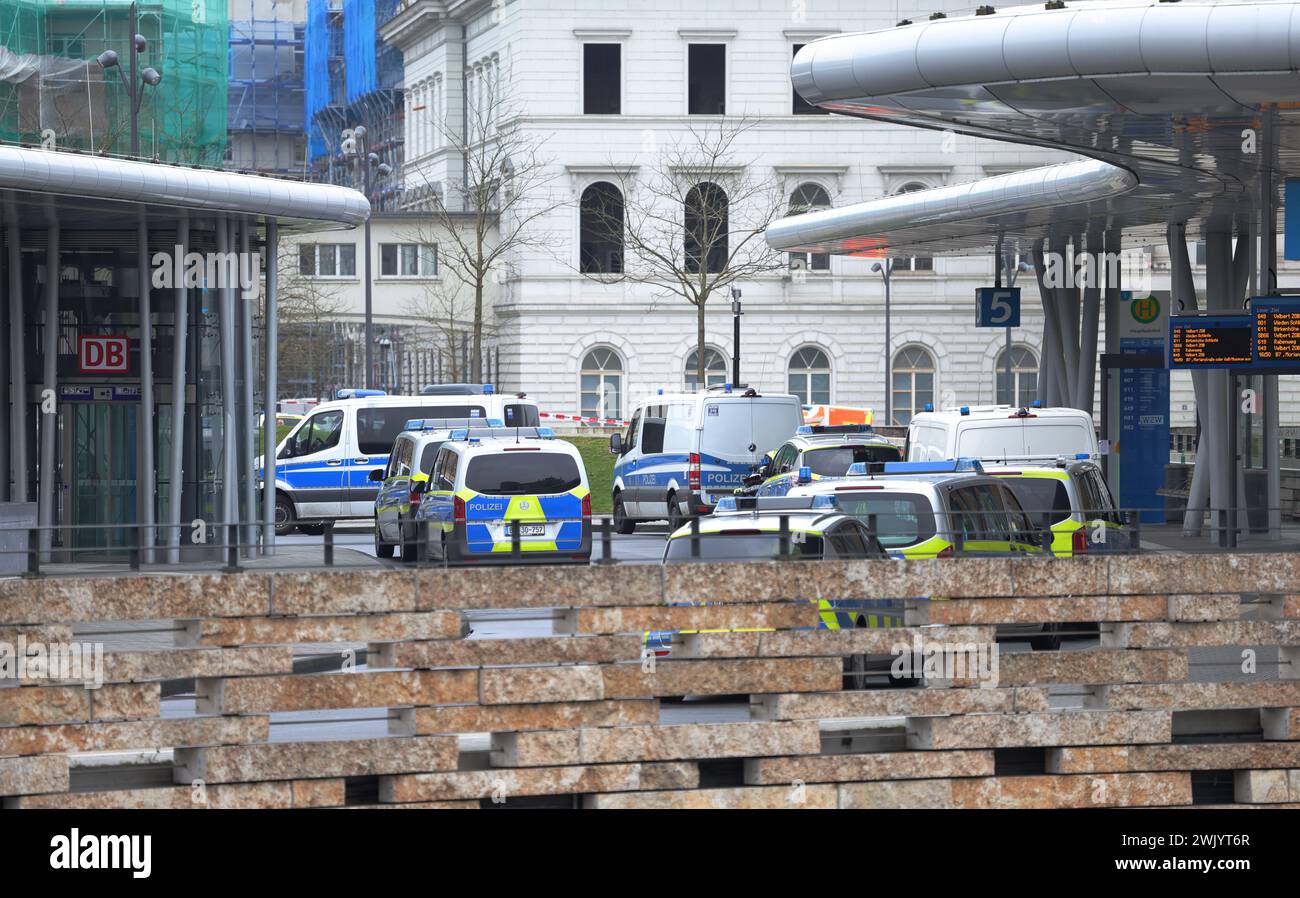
[730,287,743,386]
[872,259,894,424]
[95,3,161,158]
[343,125,392,389]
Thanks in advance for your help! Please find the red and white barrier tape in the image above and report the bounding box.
[539,411,630,427]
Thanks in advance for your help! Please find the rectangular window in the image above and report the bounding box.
[583,43,621,114]
[688,44,726,115]
[298,243,355,278]
[791,45,828,115]
[379,243,438,277]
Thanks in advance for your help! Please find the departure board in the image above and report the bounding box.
[1168,314,1254,369]
[1251,296,1300,369]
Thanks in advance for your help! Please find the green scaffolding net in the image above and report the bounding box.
[0,0,228,166]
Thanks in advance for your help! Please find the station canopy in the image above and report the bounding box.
[765,0,1300,256]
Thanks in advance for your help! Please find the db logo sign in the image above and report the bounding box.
[78,336,130,374]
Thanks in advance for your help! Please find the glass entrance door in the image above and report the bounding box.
[65,403,138,553]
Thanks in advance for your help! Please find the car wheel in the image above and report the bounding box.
[612,493,635,535]
[666,492,683,532]
[375,523,395,559]
[399,521,417,563]
[274,494,296,537]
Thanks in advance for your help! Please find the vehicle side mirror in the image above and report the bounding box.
[368,468,385,482]
[411,479,427,495]
[609,432,623,455]
[742,472,764,487]
[277,446,292,460]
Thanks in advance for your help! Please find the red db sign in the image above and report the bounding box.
[78,336,130,374]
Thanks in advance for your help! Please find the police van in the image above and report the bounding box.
[262,386,539,535]
[905,404,1099,463]
[609,385,802,533]
[785,459,1048,559]
[370,417,501,560]
[741,424,902,497]
[412,426,591,565]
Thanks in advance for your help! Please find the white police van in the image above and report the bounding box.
[905,403,1099,463]
[609,384,802,533]
[261,386,539,535]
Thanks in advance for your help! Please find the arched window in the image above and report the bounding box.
[787,346,831,405]
[685,347,728,391]
[892,182,934,272]
[580,347,624,420]
[579,182,624,274]
[996,345,1038,408]
[787,182,831,273]
[685,182,728,274]
[891,345,935,426]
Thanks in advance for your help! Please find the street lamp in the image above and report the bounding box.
[730,287,743,386]
[871,258,894,424]
[343,125,393,389]
[96,4,161,158]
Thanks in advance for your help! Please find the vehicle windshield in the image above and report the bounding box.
[464,453,582,495]
[803,444,903,477]
[664,532,823,562]
[419,441,445,474]
[831,492,936,548]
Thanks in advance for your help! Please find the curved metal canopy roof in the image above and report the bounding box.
[767,0,1300,256]
[0,146,369,231]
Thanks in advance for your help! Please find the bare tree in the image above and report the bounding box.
[581,117,788,387]
[400,261,497,383]
[406,63,565,381]
[276,244,349,400]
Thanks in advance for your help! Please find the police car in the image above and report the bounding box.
[784,459,1049,559]
[370,417,502,561]
[412,426,592,565]
[739,424,903,497]
[983,456,1129,557]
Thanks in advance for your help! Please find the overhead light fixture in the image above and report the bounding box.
[141,67,161,86]
[96,49,119,69]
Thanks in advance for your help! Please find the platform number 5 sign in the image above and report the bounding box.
[976,287,1021,328]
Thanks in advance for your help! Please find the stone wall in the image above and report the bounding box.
[1,554,1298,808]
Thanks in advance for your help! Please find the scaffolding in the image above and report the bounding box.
[228,8,305,175]
[0,0,228,166]
[304,0,402,209]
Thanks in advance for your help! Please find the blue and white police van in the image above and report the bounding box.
[259,386,540,535]
[608,384,802,533]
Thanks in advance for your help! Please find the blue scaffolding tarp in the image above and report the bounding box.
[304,0,334,161]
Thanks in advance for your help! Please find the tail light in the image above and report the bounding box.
[688,453,701,491]
[581,493,591,522]
[409,489,422,508]
[1072,528,1088,555]
[453,495,466,525]
[937,545,954,558]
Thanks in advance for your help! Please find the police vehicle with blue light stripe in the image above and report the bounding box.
[608,384,802,534]
[412,426,591,565]
[738,424,903,497]
[258,385,539,535]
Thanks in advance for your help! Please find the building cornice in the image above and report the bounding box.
[572,28,633,40]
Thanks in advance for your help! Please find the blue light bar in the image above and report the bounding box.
[796,425,813,434]
[1075,452,1090,459]
[811,494,838,510]
[849,458,985,476]
[1031,400,1043,408]
[405,418,423,430]
[336,388,387,399]
[537,427,555,438]
[450,428,468,440]
[797,465,812,484]
[482,384,495,394]
[847,462,867,476]
[715,496,738,512]
[959,406,970,416]
[924,402,934,412]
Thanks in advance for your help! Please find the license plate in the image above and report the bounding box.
[510,523,546,537]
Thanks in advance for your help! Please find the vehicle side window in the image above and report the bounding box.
[949,487,987,542]
[399,440,414,477]
[288,410,343,458]
[998,484,1036,542]
[387,439,406,477]
[625,410,641,454]
[827,522,877,559]
[442,450,459,489]
[773,445,796,474]
[975,484,1012,542]
[1081,468,1119,523]
[641,404,666,454]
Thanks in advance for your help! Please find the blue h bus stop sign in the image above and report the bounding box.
[975,287,1020,328]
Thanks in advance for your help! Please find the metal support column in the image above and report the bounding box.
[0,224,8,502]
[7,203,27,503]
[167,215,188,562]
[238,217,257,555]
[1260,110,1281,538]
[137,212,154,562]
[37,215,59,559]
[218,216,238,541]
[1103,227,1122,489]
[263,217,279,555]
[1077,231,1103,416]
[1032,240,1062,408]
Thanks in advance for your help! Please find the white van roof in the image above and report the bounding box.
[633,387,799,407]
[911,405,1093,424]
